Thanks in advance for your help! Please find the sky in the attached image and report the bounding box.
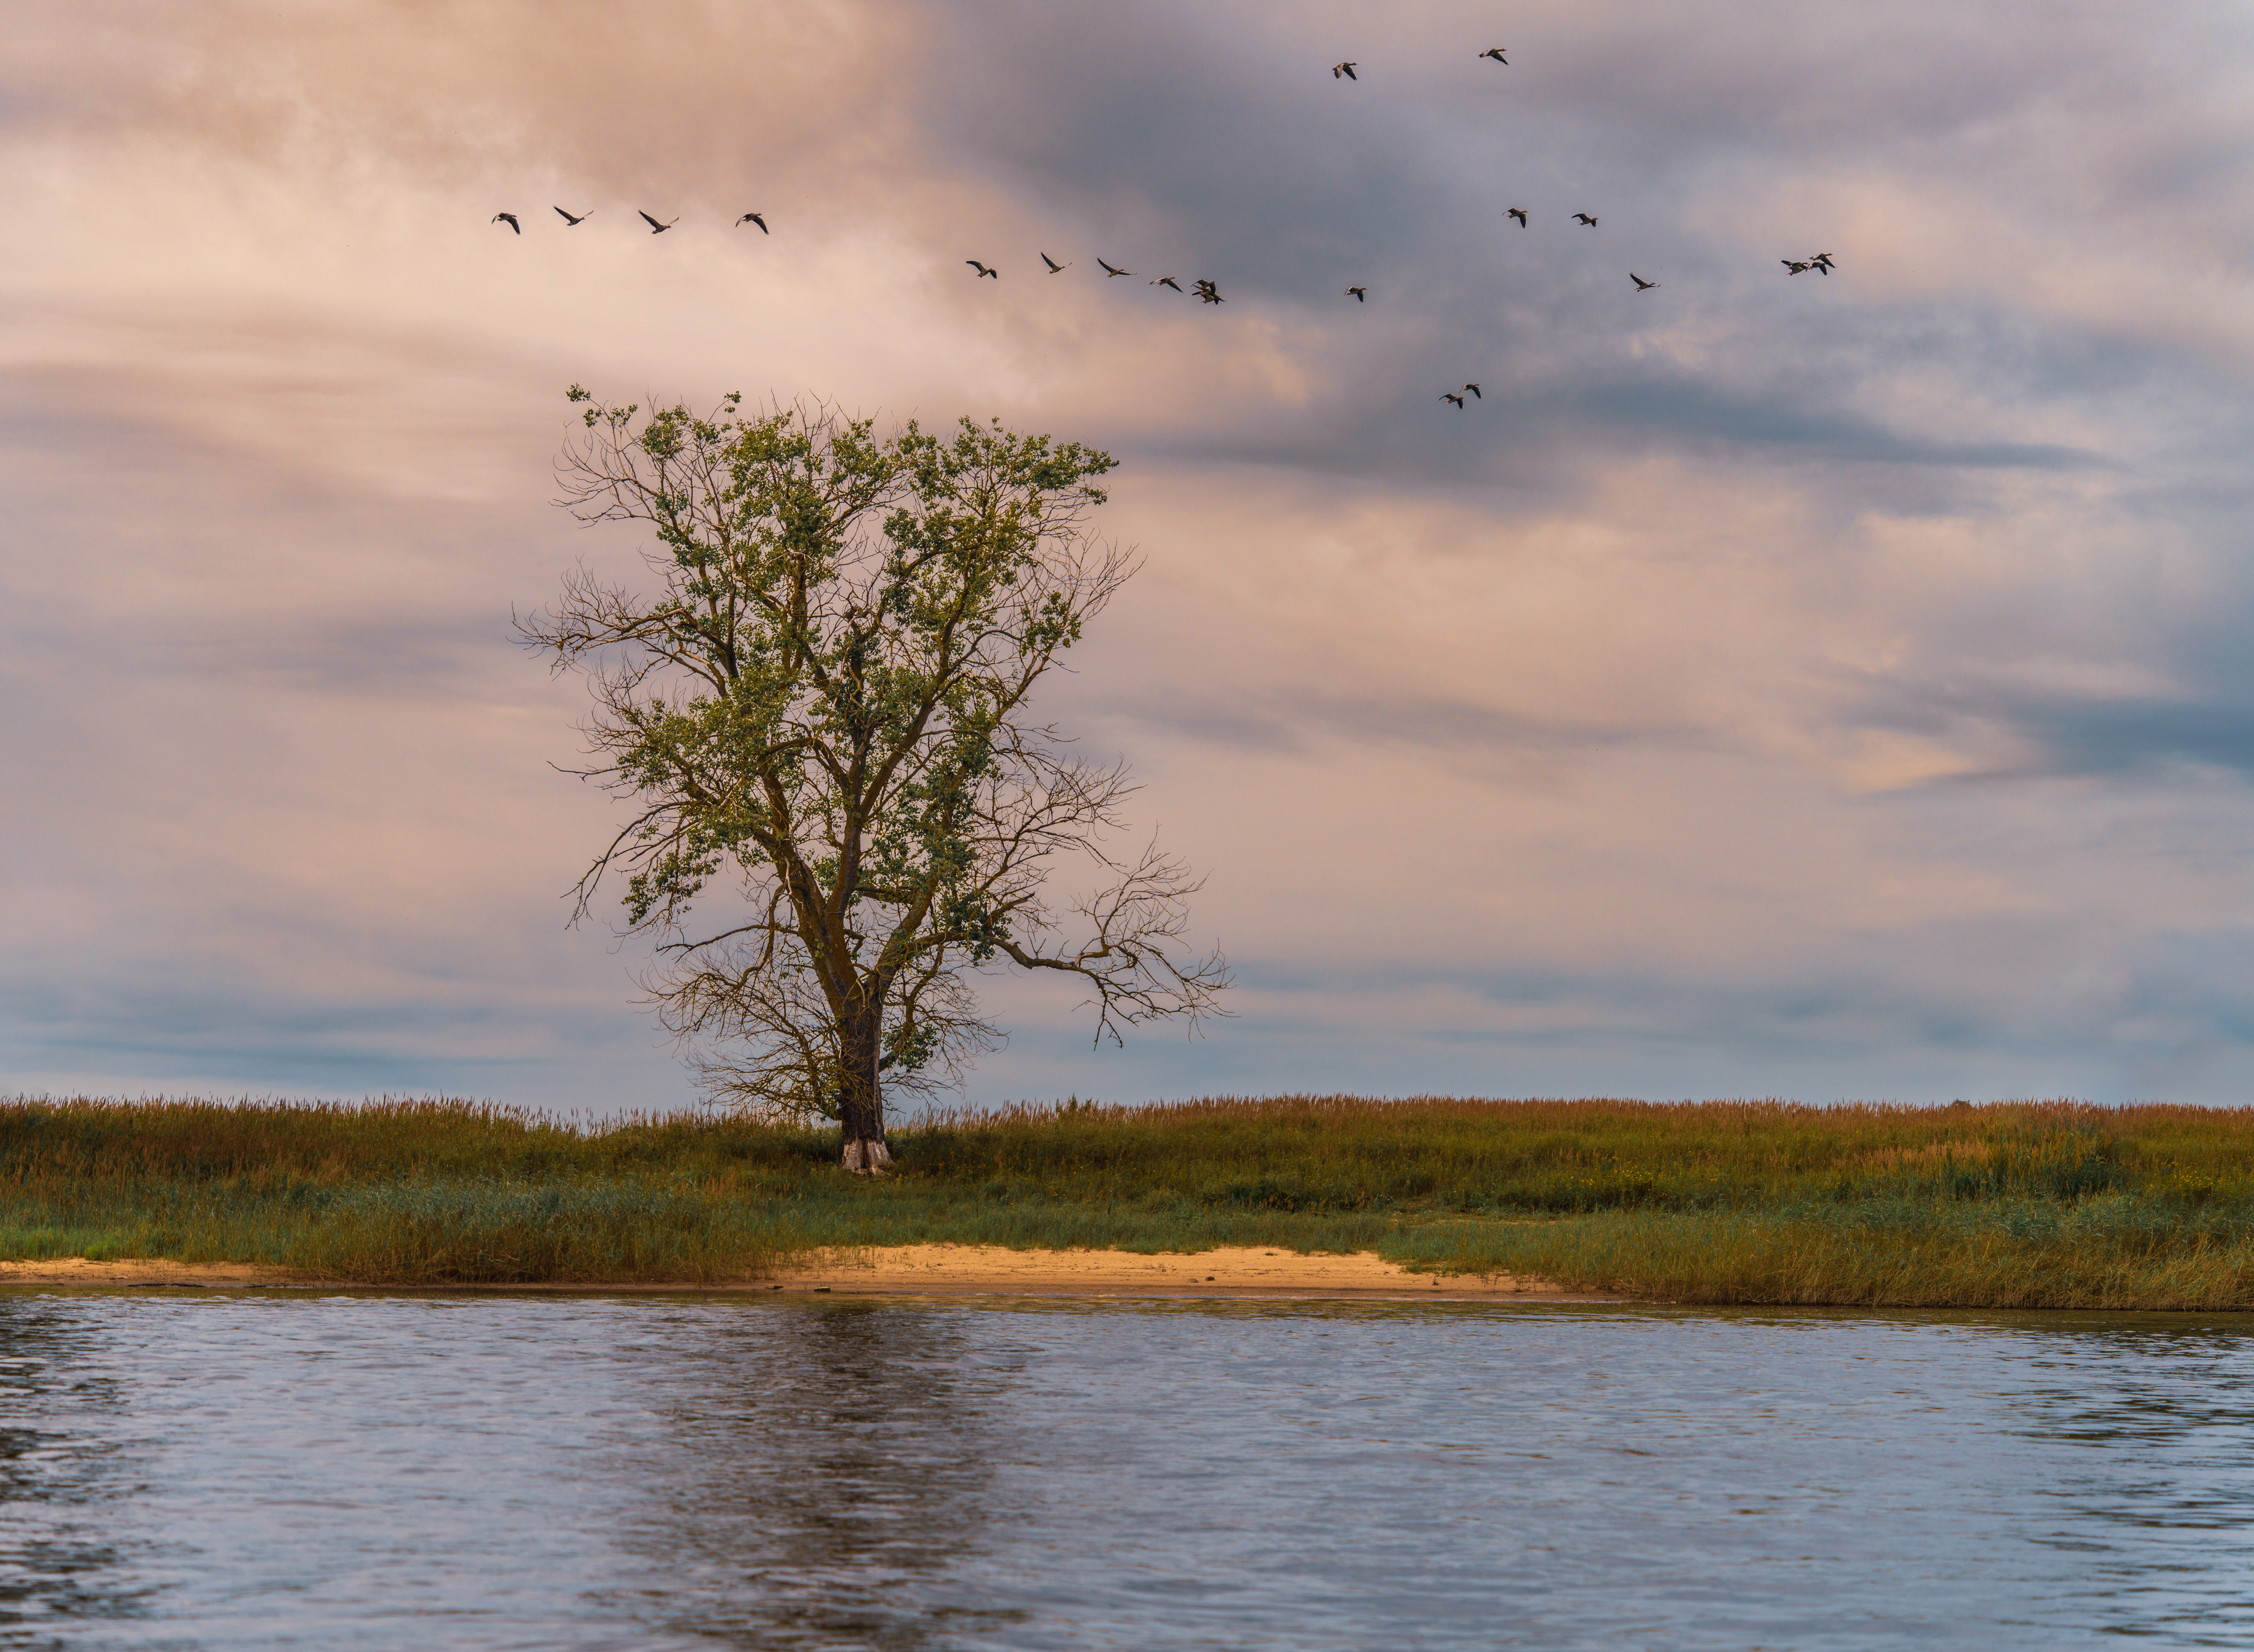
[6,0,2254,1113]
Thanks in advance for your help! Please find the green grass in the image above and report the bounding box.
[8,1094,2254,1305]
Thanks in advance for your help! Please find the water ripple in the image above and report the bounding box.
[2,1295,2251,1648]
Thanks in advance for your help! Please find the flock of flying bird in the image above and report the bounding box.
[489,46,1839,413]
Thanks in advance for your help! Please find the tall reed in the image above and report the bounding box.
[6,1094,2253,1303]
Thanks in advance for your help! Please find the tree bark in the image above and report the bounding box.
[837,998,889,1173]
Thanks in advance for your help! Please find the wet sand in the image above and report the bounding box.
[0,1246,1606,1300]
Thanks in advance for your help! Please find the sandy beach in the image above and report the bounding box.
[763,1244,1598,1299]
[0,1246,1602,1300]
[0,1256,299,1289]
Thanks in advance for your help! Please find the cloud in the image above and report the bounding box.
[5,0,2254,1107]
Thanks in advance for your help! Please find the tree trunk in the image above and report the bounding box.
[837,998,889,1174]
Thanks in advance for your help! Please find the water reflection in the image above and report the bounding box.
[600,1304,1022,1648]
[1,1296,2252,1649]
[0,1300,154,1640]
[1985,1319,2254,1640]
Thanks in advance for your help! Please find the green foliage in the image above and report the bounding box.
[525,395,1223,1131]
[10,1095,2254,1305]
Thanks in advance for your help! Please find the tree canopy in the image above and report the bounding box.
[520,391,1229,1168]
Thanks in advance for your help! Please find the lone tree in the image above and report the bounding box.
[521,390,1229,1170]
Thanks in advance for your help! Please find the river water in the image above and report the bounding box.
[3,1293,2252,1649]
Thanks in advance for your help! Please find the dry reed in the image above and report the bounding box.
[5,1094,2252,1305]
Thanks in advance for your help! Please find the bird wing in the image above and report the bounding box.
[639,211,663,230]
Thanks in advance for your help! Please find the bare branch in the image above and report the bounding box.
[524,390,1223,1148]
[996,837,1234,1046]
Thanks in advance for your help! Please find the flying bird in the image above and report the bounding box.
[1480,48,1509,63]
[1781,259,1810,274]
[552,207,591,227]
[1630,273,1658,291]
[1346,286,1366,302]
[491,212,521,234]
[737,212,769,233]
[1193,279,1223,302]
[1810,252,1835,273]
[1442,393,1466,408]
[1573,213,1598,227]
[1506,207,1527,227]
[1040,252,1071,273]
[1098,258,1133,277]
[966,260,999,278]
[1152,275,1183,292]
[1332,61,1357,79]
[639,211,679,234]
[1462,383,1482,398]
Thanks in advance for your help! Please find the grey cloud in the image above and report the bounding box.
[2039,704,2254,782]
[890,0,2246,504]
[11,0,2254,1110]
[1565,378,2102,472]
[968,911,2254,1109]
[1844,485,2254,786]
[1871,685,2254,785]
[1203,904,2254,1077]
[1106,683,1698,763]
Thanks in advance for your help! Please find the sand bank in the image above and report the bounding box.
[764,1244,1596,1299]
[0,1246,1605,1300]
[0,1256,303,1288]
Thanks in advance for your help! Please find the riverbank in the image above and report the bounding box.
[0,1244,1598,1299]
[8,1094,2254,1308]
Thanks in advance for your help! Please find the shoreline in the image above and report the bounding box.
[0,1245,1611,1301]
[764,1243,1606,1299]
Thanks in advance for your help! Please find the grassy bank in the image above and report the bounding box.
[7,1094,2254,1306]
